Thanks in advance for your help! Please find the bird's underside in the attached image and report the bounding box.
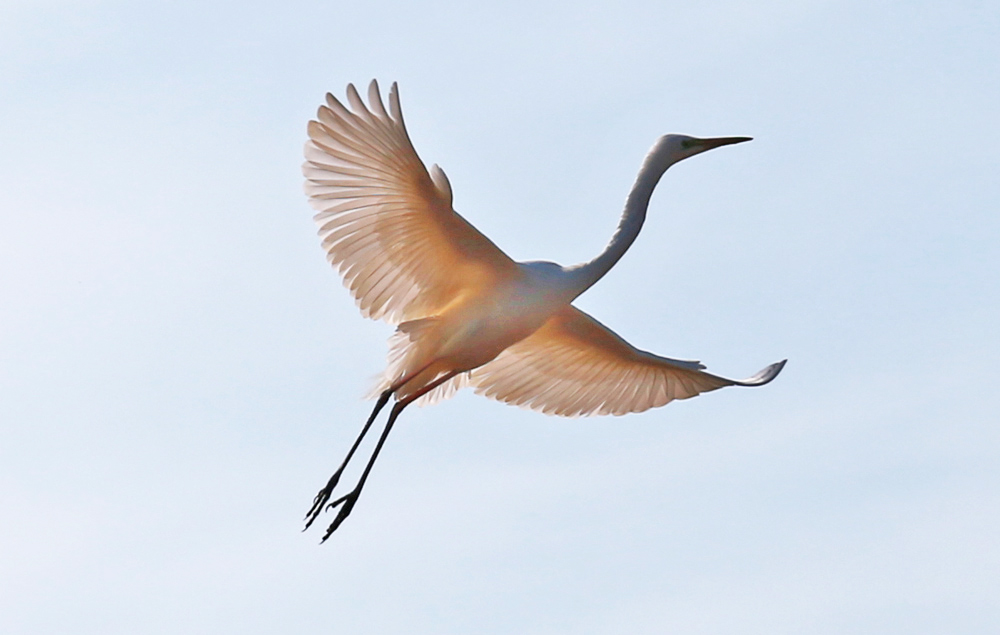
[300,80,786,540]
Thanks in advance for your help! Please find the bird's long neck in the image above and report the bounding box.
[565,149,672,298]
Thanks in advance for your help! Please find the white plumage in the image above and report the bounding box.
[302,80,785,540]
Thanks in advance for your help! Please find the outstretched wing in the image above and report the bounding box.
[471,305,786,417]
[303,80,517,324]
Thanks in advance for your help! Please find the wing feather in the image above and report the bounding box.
[303,80,517,324]
[471,305,786,417]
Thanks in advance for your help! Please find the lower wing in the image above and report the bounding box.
[470,305,785,417]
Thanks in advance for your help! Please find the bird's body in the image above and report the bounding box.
[302,81,785,540]
[379,260,576,403]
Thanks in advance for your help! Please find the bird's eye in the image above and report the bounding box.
[681,139,696,149]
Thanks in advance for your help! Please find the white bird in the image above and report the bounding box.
[302,80,785,540]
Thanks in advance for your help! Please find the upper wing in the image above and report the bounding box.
[471,305,786,417]
[303,80,517,324]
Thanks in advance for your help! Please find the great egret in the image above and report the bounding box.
[302,80,785,541]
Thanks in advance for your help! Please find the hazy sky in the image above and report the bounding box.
[2,1,998,633]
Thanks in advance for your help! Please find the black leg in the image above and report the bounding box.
[307,371,462,542]
[318,400,408,542]
[303,389,391,530]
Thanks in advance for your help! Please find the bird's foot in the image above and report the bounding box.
[303,470,344,531]
[319,490,359,542]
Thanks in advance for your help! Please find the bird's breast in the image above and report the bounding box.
[436,276,567,370]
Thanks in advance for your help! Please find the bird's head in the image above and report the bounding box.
[647,134,752,172]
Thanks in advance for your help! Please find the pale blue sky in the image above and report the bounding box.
[2,1,998,633]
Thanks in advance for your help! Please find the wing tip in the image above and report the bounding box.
[739,358,787,386]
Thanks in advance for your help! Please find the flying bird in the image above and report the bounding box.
[302,80,785,541]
